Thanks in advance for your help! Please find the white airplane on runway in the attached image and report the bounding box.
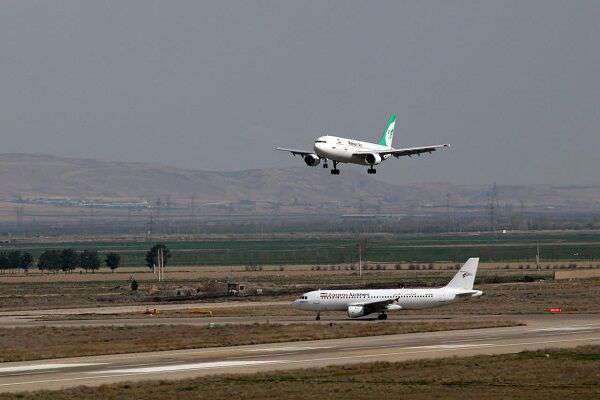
[292,258,482,320]
[276,114,449,175]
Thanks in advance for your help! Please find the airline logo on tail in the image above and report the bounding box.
[378,114,396,147]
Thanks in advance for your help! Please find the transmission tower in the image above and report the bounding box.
[15,206,24,228]
[446,193,452,233]
[488,183,499,232]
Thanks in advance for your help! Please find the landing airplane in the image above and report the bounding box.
[276,114,449,175]
[291,258,482,320]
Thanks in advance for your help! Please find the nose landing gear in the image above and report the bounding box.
[367,166,377,174]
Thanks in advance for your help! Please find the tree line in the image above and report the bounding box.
[1,244,171,273]
[36,249,121,273]
[0,249,121,273]
[0,251,33,272]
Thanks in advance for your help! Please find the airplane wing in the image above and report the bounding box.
[351,297,400,314]
[274,147,314,157]
[353,144,450,158]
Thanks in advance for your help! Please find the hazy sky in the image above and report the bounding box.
[2,1,599,185]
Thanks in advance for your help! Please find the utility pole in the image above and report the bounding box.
[358,243,362,278]
[155,248,165,282]
[536,242,540,270]
[357,238,366,278]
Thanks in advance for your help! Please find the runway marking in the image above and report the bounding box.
[0,363,104,374]
[89,360,281,374]
[244,346,333,352]
[532,324,598,332]
[425,343,493,349]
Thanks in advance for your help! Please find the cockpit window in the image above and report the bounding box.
[314,140,326,143]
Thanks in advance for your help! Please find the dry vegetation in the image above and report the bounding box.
[0,320,517,363]
[1,259,598,313]
[35,279,600,321]
[2,345,599,400]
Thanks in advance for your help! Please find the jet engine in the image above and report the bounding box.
[347,305,367,318]
[364,153,382,165]
[304,154,321,167]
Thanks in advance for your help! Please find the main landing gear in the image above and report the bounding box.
[330,160,340,175]
[323,159,328,169]
[316,312,321,321]
[367,166,377,174]
[377,312,388,320]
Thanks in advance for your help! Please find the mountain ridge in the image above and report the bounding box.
[1,153,599,210]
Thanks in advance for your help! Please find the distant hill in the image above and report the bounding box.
[0,153,415,205]
[1,153,599,210]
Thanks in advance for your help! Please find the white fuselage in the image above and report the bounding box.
[314,135,390,165]
[292,287,481,312]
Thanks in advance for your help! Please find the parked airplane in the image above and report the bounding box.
[291,258,482,320]
[276,114,449,175]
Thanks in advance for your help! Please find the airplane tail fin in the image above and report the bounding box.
[377,114,396,147]
[445,258,479,290]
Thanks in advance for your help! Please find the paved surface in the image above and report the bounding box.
[0,301,289,317]
[0,312,496,327]
[0,314,599,393]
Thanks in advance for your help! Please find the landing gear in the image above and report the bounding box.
[367,166,377,174]
[323,159,328,169]
[330,161,340,175]
[316,312,321,321]
[377,313,388,320]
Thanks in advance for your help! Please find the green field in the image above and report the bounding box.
[6,232,600,267]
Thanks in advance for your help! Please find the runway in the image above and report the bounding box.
[0,314,599,393]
